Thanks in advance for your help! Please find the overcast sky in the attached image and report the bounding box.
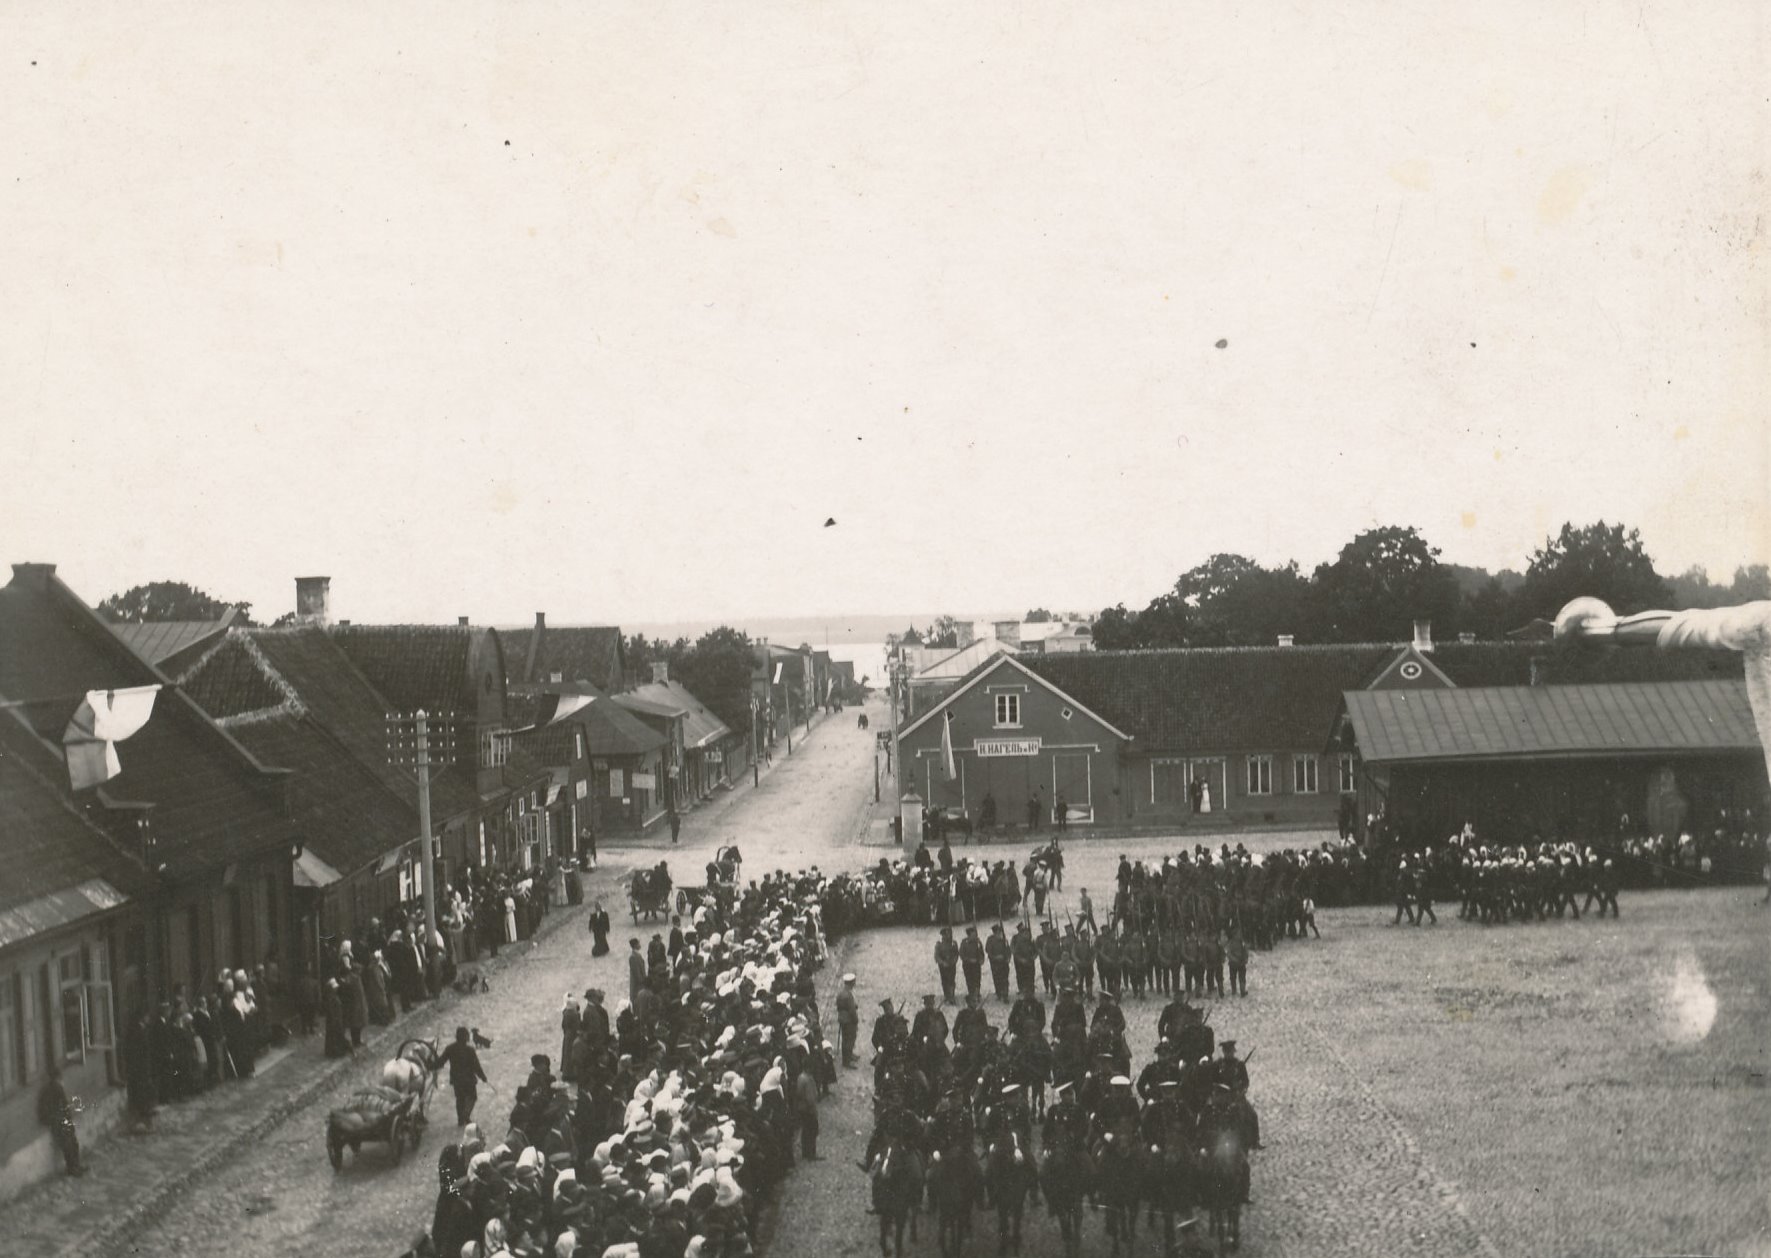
[4,2,1766,627]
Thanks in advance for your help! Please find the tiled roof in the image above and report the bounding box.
[0,565,296,878]
[180,628,481,831]
[503,625,625,692]
[327,624,504,721]
[0,713,152,921]
[628,680,731,748]
[1343,681,1760,763]
[1023,645,1397,752]
[913,642,1007,681]
[1426,641,1744,687]
[577,697,666,757]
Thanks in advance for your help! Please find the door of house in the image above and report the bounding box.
[1189,758,1227,814]
[1052,754,1093,824]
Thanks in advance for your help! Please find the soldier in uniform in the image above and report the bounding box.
[1157,987,1194,1046]
[836,973,860,1067]
[1214,1039,1262,1150]
[986,923,1012,1002]
[1041,1078,1090,1158]
[959,925,985,999]
[1072,927,1095,999]
[1392,860,1417,926]
[954,991,990,1050]
[1411,865,1437,925]
[871,997,907,1063]
[1053,934,1080,994]
[1089,1074,1141,1152]
[1050,985,1086,1042]
[1011,921,1038,996]
[1009,985,1046,1040]
[1226,925,1250,997]
[858,1096,926,1174]
[1122,927,1147,1000]
[1156,925,1181,996]
[1135,1039,1182,1102]
[928,1085,977,1158]
[1095,929,1122,998]
[1090,988,1125,1038]
[913,993,950,1051]
[1037,921,1062,996]
[934,927,961,1004]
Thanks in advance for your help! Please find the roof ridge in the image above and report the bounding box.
[1033,642,1403,658]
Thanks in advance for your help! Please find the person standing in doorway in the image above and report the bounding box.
[38,1065,84,1176]
[1027,788,1042,831]
[668,808,681,845]
[1055,792,1069,832]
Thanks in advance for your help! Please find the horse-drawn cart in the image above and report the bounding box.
[326,1086,421,1169]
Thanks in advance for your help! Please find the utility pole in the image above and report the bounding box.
[414,711,438,941]
[388,710,449,942]
[751,697,760,787]
[889,651,903,808]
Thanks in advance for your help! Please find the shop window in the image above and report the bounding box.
[994,693,1021,728]
[1246,755,1273,796]
[1293,755,1319,794]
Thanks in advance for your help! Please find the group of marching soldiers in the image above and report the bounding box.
[858,975,1261,1208]
[930,916,1254,1010]
[1389,842,1626,926]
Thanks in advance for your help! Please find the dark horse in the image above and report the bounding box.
[872,1140,925,1258]
[1197,1114,1249,1254]
[1096,1134,1145,1256]
[1038,1144,1092,1258]
[1141,1138,1201,1257]
[925,1145,982,1258]
[984,1129,1037,1255]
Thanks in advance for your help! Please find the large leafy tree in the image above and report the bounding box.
[1176,553,1315,646]
[1023,608,1055,623]
[921,615,961,649]
[674,626,755,736]
[96,581,256,625]
[1312,526,1461,642]
[1668,563,1771,609]
[1088,593,1190,649]
[1518,521,1672,619]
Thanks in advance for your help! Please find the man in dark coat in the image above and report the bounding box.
[985,924,1012,1002]
[933,927,960,1004]
[439,1025,488,1125]
[628,939,648,1003]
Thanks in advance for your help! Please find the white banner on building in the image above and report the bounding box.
[974,737,1042,757]
[632,771,656,790]
[609,769,624,797]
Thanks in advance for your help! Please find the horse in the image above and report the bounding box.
[871,1140,925,1258]
[984,1129,1037,1254]
[382,1037,440,1099]
[1141,1139,1201,1257]
[1096,1133,1145,1256]
[925,1146,982,1258]
[1196,1117,1249,1254]
[1038,1144,1092,1258]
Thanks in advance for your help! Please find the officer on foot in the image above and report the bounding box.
[986,923,1012,1002]
[960,925,985,999]
[934,927,960,1004]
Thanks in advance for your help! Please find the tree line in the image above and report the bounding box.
[1084,522,1768,649]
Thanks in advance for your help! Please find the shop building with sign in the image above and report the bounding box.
[895,655,1132,827]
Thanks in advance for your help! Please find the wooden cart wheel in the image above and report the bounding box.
[327,1131,344,1170]
[388,1116,405,1163]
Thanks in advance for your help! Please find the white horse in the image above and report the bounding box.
[381,1038,440,1101]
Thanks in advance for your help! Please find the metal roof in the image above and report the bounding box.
[0,878,129,951]
[1342,680,1761,764]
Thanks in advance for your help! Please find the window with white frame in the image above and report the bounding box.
[84,941,113,1052]
[479,727,510,768]
[1246,755,1273,796]
[1292,755,1319,794]
[57,954,85,1063]
[574,730,586,762]
[1338,753,1357,794]
[993,693,1021,728]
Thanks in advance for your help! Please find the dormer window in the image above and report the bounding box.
[479,728,510,768]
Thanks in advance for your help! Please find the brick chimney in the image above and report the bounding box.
[9,562,56,587]
[1277,633,1295,647]
[294,576,331,626]
[458,616,469,626]
[652,661,670,684]
[993,620,1021,649]
[1411,619,1434,653]
[956,622,975,648]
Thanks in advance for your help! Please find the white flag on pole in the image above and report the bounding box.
[63,685,160,790]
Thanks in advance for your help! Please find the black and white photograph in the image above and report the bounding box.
[1,3,1766,1256]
